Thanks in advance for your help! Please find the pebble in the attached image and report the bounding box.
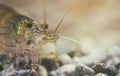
[92,62,117,76]
[116,69,120,76]
[95,73,108,76]
[49,71,57,76]
[72,63,95,76]
[56,64,76,76]
[38,65,48,76]
[1,46,120,76]
[0,65,3,72]
[30,72,37,76]
[0,54,10,64]
[58,54,72,65]
[92,63,106,73]
[41,58,58,72]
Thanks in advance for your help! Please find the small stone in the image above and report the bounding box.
[30,72,37,76]
[73,63,95,76]
[92,62,106,73]
[56,64,76,76]
[0,54,10,64]
[116,68,120,76]
[0,65,3,72]
[0,54,10,69]
[92,62,118,76]
[58,54,72,65]
[38,65,48,76]
[95,73,108,76]
[115,62,120,70]
[49,71,57,76]
[18,59,26,69]
[104,63,117,75]
[41,58,58,72]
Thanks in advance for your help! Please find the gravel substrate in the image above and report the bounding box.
[0,50,120,76]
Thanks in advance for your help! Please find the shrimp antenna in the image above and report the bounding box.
[54,10,69,33]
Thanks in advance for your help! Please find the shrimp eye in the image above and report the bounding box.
[26,23,32,28]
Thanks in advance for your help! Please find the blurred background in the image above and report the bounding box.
[0,0,120,63]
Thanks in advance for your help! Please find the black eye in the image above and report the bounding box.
[26,23,32,28]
